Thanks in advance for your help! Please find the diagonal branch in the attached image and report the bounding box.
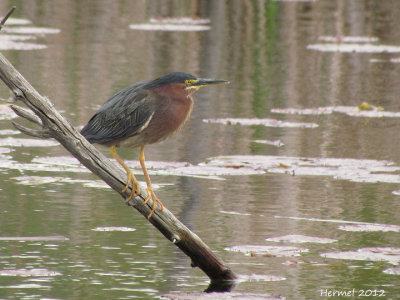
[0,49,236,291]
[10,104,43,125]
[0,6,15,31]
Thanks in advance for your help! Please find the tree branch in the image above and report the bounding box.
[0,6,15,31]
[10,104,43,125]
[0,43,236,291]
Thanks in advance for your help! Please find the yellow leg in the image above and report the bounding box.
[109,145,140,200]
[139,146,164,218]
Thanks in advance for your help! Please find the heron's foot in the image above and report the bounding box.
[121,170,140,200]
[143,188,164,219]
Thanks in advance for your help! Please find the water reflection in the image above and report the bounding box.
[1,0,400,299]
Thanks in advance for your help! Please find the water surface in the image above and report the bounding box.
[0,1,400,299]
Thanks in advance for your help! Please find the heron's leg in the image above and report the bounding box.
[139,146,164,218]
[109,145,140,200]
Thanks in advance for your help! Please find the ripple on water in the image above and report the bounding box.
[161,292,286,300]
[130,18,210,32]
[338,224,400,232]
[237,273,286,282]
[92,227,136,232]
[265,235,337,244]
[307,43,400,53]
[206,155,400,184]
[383,266,400,275]
[203,118,319,128]
[0,17,60,51]
[274,216,400,232]
[0,236,68,241]
[225,245,309,257]
[0,137,59,147]
[321,247,400,266]
[0,269,61,277]
[0,283,50,289]
[271,105,400,118]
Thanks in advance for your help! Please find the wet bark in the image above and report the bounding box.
[0,49,236,290]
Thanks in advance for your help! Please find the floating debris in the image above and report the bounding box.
[274,216,399,228]
[129,24,210,31]
[307,43,400,53]
[82,180,111,189]
[0,35,47,50]
[252,140,284,147]
[0,129,20,135]
[203,118,318,128]
[32,156,82,166]
[237,274,286,282]
[161,292,286,300]
[2,155,264,183]
[0,18,60,50]
[358,102,382,111]
[7,154,400,185]
[32,156,192,173]
[12,175,170,192]
[321,247,400,265]
[0,236,68,241]
[270,107,333,115]
[266,234,337,244]
[392,189,400,196]
[282,260,301,266]
[130,18,210,31]
[271,105,400,118]
[338,224,400,232]
[2,26,60,35]
[370,58,387,63]
[6,18,32,25]
[370,57,400,64]
[149,17,210,25]
[101,246,120,250]
[0,16,59,50]
[153,163,264,180]
[0,148,11,156]
[0,269,61,277]
[0,137,59,147]
[0,283,50,289]
[220,210,252,216]
[273,0,315,2]
[92,227,136,232]
[206,155,400,184]
[1,159,89,174]
[225,245,309,257]
[318,36,379,43]
[0,104,18,120]
[383,266,400,275]
[12,176,91,186]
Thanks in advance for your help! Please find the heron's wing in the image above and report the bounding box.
[81,82,154,144]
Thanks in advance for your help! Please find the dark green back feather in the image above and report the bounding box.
[81,81,154,145]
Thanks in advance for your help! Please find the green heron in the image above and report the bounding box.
[81,72,228,218]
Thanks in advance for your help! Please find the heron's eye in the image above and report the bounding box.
[185,79,197,86]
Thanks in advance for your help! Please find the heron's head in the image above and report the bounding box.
[144,72,229,95]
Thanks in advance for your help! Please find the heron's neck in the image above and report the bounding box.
[151,84,192,102]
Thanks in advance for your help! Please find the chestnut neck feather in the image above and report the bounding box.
[145,83,194,142]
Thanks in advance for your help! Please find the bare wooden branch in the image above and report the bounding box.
[0,50,237,291]
[0,6,15,31]
[11,121,51,138]
[10,104,43,126]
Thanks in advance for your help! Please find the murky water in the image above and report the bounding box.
[1,1,400,299]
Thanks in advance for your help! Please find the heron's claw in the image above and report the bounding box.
[143,188,164,218]
[121,169,140,200]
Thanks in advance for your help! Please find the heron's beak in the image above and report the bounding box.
[191,78,230,87]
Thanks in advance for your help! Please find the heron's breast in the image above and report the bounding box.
[142,96,193,144]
